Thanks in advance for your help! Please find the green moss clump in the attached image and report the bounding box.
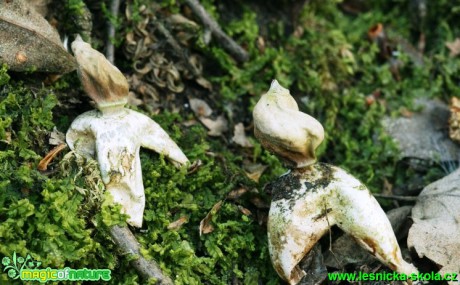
[0,66,117,285]
[134,113,278,284]
[2,0,460,283]
[0,66,277,284]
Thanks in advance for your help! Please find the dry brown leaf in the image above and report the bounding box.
[181,119,199,127]
[232,123,253,148]
[237,205,252,216]
[196,77,213,91]
[243,162,267,183]
[227,188,248,200]
[408,168,460,284]
[189,98,213,117]
[446,38,460,57]
[199,200,223,236]
[168,14,199,29]
[167,216,188,230]
[449,96,460,144]
[256,36,265,53]
[49,127,66,146]
[0,0,76,73]
[200,116,228,136]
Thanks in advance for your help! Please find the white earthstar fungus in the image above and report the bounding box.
[66,36,189,227]
[253,80,417,284]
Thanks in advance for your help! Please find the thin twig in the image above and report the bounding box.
[106,0,121,64]
[373,193,418,202]
[183,0,249,62]
[109,225,174,284]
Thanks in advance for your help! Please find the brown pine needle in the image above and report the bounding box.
[38,143,67,171]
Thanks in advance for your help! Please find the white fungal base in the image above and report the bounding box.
[267,163,418,284]
[67,108,189,227]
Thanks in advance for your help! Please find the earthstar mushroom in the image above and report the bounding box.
[254,80,418,284]
[66,36,189,227]
[253,80,324,168]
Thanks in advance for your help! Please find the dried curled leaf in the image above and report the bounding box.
[196,77,212,90]
[200,116,228,137]
[243,162,267,183]
[168,14,199,30]
[449,97,460,144]
[237,205,252,216]
[49,127,66,146]
[227,188,248,200]
[189,98,213,117]
[199,200,223,236]
[232,123,253,148]
[0,0,76,73]
[167,216,188,230]
[123,4,211,111]
[408,168,460,284]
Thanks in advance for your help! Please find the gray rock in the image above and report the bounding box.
[383,98,460,162]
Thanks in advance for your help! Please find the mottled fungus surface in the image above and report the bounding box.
[253,81,417,284]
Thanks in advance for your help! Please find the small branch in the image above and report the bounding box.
[109,225,174,284]
[373,194,418,202]
[106,0,121,64]
[183,0,249,62]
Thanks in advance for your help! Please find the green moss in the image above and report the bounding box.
[135,116,277,283]
[2,0,460,284]
[0,69,118,284]
[0,68,276,283]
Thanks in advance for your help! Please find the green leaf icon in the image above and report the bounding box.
[7,269,18,279]
[1,257,10,266]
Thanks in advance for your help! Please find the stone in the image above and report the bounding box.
[383,98,460,161]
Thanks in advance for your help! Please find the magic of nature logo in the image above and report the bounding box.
[2,251,111,283]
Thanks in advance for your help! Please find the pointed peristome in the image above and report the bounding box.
[71,35,128,108]
[253,80,324,168]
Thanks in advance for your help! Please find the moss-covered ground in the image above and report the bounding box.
[1,0,460,284]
